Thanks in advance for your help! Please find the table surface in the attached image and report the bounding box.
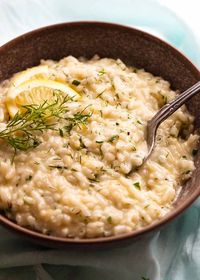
[0,1,200,280]
[159,0,200,41]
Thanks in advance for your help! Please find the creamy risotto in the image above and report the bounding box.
[0,56,198,238]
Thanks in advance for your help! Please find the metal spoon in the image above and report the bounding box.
[130,81,200,174]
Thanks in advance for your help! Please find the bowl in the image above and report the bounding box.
[0,21,200,248]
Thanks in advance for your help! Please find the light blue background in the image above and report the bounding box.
[0,1,199,280]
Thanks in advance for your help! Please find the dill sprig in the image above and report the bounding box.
[64,105,92,134]
[0,95,69,153]
[0,94,92,157]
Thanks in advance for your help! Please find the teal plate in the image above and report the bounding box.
[0,0,199,65]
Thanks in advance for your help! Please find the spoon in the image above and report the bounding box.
[130,81,200,174]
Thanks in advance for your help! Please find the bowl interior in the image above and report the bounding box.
[0,21,200,246]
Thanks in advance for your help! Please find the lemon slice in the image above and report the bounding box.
[6,79,80,117]
[11,65,49,87]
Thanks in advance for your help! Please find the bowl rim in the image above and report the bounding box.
[0,20,200,245]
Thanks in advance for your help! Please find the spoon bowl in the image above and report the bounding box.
[128,81,200,175]
[146,81,200,161]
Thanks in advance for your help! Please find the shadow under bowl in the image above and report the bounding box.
[0,21,200,248]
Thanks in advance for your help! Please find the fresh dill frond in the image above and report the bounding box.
[64,105,92,134]
[0,93,92,161]
[0,105,55,151]
[0,94,69,154]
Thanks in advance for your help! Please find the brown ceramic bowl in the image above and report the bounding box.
[0,21,200,248]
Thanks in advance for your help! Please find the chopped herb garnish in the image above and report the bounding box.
[192,149,198,156]
[108,135,119,143]
[79,136,86,149]
[72,80,81,86]
[71,168,77,172]
[88,173,100,183]
[69,153,73,159]
[53,157,61,160]
[96,140,104,144]
[99,145,103,158]
[26,175,32,181]
[116,122,119,126]
[100,166,106,172]
[136,120,142,125]
[88,178,100,183]
[161,94,167,105]
[49,165,68,170]
[59,128,64,137]
[141,277,150,280]
[185,170,191,174]
[107,216,112,224]
[98,69,106,76]
[134,182,141,190]
[96,90,105,99]
[115,93,119,100]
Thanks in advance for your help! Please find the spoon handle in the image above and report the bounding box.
[150,81,200,126]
